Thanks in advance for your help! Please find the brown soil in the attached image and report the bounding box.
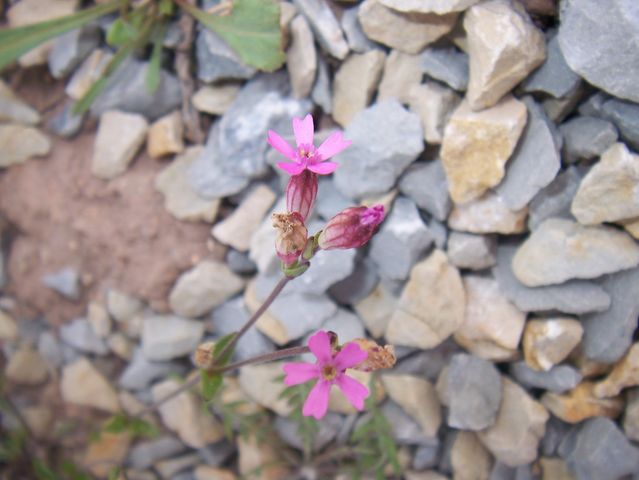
[0,70,225,325]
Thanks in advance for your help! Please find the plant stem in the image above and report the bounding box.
[208,345,310,374]
[212,276,291,365]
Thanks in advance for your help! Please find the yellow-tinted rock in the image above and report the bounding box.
[238,436,289,480]
[5,346,48,385]
[523,317,583,371]
[83,432,131,478]
[451,431,493,480]
[540,457,575,480]
[147,111,184,159]
[541,382,623,424]
[0,124,51,168]
[61,358,120,412]
[593,343,639,398]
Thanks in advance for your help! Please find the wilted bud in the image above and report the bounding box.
[286,169,318,222]
[317,204,385,250]
[272,212,308,266]
[194,341,215,369]
[349,339,396,372]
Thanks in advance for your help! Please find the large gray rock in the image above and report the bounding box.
[559,116,618,164]
[341,6,377,53]
[195,27,256,83]
[509,362,582,393]
[369,197,433,281]
[398,160,452,221]
[558,417,639,480]
[495,97,561,211]
[119,348,187,391]
[439,353,502,431]
[189,73,310,199]
[528,166,586,230]
[493,243,611,315]
[328,255,379,305]
[581,266,639,363]
[48,25,100,79]
[293,0,349,60]
[333,100,423,199]
[522,31,581,98]
[90,59,181,120]
[558,0,639,103]
[141,315,205,361]
[420,46,469,91]
[447,232,496,271]
[59,318,109,355]
[315,177,353,220]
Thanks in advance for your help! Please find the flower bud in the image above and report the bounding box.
[272,212,308,266]
[286,169,318,221]
[317,204,385,250]
[349,339,396,372]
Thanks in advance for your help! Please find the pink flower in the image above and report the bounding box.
[318,204,385,250]
[286,169,318,222]
[283,331,369,420]
[268,114,351,176]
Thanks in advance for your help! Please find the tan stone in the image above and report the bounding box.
[7,0,79,67]
[61,358,119,412]
[455,275,526,361]
[478,377,548,467]
[195,466,237,480]
[192,85,240,116]
[212,185,276,252]
[238,436,289,480]
[5,346,48,385]
[409,82,461,144]
[0,124,51,168]
[448,191,528,234]
[358,0,458,54]
[92,111,148,180]
[540,457,575,480]
[332,50,386,127]
[572,143,639,225]
[441,96,527,204]
[107,332,134,361]
[386,250,465,349]
[523,317,583,371]
[378,50,423,104]
[354,281,398,338]
[83,432,131,478]
[451,431,493,480]
[238,362,292,416]
[286,15,317,99]
[541,382,624,424]
[593,343,639,398]
[152,378,224,448]
[464,0,546,110]
[21,405,53,439]
[0,310,18,341]
[147,111,184,159]
[0,80,40,125]
[88,302,111,338]
[66,50,113,100]
[380,0,481,14]
[382,374,442,437]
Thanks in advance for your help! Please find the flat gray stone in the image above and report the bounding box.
[493,243,611,314]
[369,197,433,281]
[59,318,108,355]
[558,0,639,103]
[558,417,639,480]
[141,315,204,361]
[311,54,332,114]
[119,348,187,391]
[541,416,572,457]
[129,436,187,470]
[315,177,353,220]
[413,444,440,470]
[47,102,84,139]
[522,31,581,98]
[225,249,257,275]
[420,46,469,91]
[333,100,423,200]
[189,73,310,199]
[90,58,181,120]
[380,401,438,445]
[509,362,582,393]
[600,97,639,151]
[495,97,561,211]
[293,0,349,60]
[581,266,639,363]
[528,166,586,230]
[37,331,64,368]
[275,413,342,452]
[196,27,256,83]
[320,308,365,342]
[559,116,618,164]
[441,353,502,431]
[41,267,80,300]
[48,25,100,79]
[341,6,377,53]
[398,160,452,222]
[447,231,496,271]
[329,255,379,305]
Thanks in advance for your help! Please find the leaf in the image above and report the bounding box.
[177,0,285,71]
[213,332,237,366]
[159,0,175,16]
[103,413,128,434]
[61,461,92,480]
[0,1,121,71]
[129,418,159,438]
[145,23,167,93]
[201,370,223,402]
[106,17,140,47]
[33,460,58,480]
[108,466,122,480]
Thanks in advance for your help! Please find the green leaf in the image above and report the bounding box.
[61,460,92,480]
[178,0,285,71]
[159,0,175,16]
[213,332,237,366]
[129,418,159,438]
[33,460,58,480]
[103,413,128,433]
[201,370,223,402]
[145,23,167,93]
[108,466,122,480]
[106,18,139,47]
[0,1,121,72]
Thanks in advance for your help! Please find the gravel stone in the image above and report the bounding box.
[398,160,452,222]
[420,47,469,91]
[41,267,80,300]
[509,362,582,393]
[559,116,618,164]
[141,315,205,361]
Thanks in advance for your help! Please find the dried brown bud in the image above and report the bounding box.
[349,338,396,372]
[194,341,216,369]
[272,212,308,266]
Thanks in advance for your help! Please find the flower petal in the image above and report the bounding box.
[316,131,351,160]
[293,114,314,147]
[277,161,306,176]
[307,161,338,175]
[302,379,331,419]
[336,374,369,411]
[283,362,320,385]
[267,130,296,160]
[334,342,368,371]
[308,330,332,364]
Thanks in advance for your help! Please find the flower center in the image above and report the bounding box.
[297,144,318,163]
[321,364,338,381]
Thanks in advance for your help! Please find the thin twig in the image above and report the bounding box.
[208,346,310,374]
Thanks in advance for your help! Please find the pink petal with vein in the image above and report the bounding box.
[283,362,320,385]
[307,161,338,175]
[308,330,332,364]
[267,130,296,160]
[302,379,331,419]
[293,114,314,147]
[334,343,368,370]
[317,131,351,160]
[336,374,369,411]
[277,161,306,175]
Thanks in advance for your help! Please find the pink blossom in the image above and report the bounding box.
[318,204,385,250]
[268,114,351,176]
[283,331,369,420]
[286,169,318,221]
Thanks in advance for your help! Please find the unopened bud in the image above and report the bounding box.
[349,339,396,372]
[286,169,318,221]
[272,212,308,266]
[317,204,385,250]
[194,341,216,369]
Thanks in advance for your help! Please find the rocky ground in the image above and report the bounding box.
[1,0,639,479]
